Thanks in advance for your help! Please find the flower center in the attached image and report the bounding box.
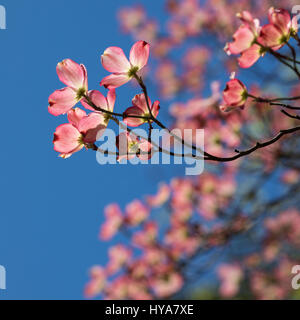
[76,87,86,101]
[127,66,139,78]
[280,34,289,44]
[129,141,139,153]
[104,114,111,125]
[77,135,84,145]
[241,90,248,101]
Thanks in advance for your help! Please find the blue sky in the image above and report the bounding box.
[0,0,186,300]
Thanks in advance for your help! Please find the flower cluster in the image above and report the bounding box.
[49,41,160,160]
[225,8,298,68]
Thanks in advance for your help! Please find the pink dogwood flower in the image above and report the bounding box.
[220,76,248,112]
[218,263,243,298]
[116,131,152,162]
[238,43,265,68]
[100,40,150,89]
[225,11,260,55]
[123,93,160,127]
[224,11,265,68]
[259,24,287,49]
[81,89,116,125]
[53,108,106,158]
[125,200,149,226]
[259,8,298,49]
[150,271,183,298]
[225,25,256,55]
[48,59,88,116]
[99,204,123,241]
[132,221,158,248]
[84,266,106,298]
[146,183,171,208]
[106,244,132,275]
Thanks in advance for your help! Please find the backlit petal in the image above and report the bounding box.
[48,87,77,116]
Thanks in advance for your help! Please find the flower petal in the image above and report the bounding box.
[53,123,82,154]
[138,140,152,160]
[56,59,86,90]
[132,93,151,114]
[81,64,88,91]
[48,87,77,116]
[123,106,146,127]
[268,7,291,35]
[107,89,116,112]
[100,73,130,89]
[291,16,298,34]
[79,113,106,143]
[67,108,87,128]
[101,47,131,73]
[238,44,261,68]
[151,100,160,119]
[81,90,108,112]
[116,132,130,161]
[258,24,283,48]
[129,40,150,70]
[223,79,247,107]
[227,26,255,55]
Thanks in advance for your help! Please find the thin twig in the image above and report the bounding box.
[281,109,300,120]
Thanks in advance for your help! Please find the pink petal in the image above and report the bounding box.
[138,140,152,160]
[139,140,152,153]
[67,108,87,128]
[151,100,160,119]
[268,7,291,35]
[238,44,261,68]
[48,87,77,116]
[125,200,149,226]
[132,93,151,114]
[100,73,130,89]
[81,64,88,91]
[81,90,107,111]
[223,79,246,107]
[123,106,145,127]
[129,40,150,70]
[107,89,116,112]
[56,59,87,90]
[237,11,254,24]
[84,266,106,298]
[146,183,171,208]
[53,123,82,154]
[258,24,283,48]
[116,131,129,148]
[291,16,298,33]
[105,203,123,219]
[81,98,95,111]
[78,113,106,143]
[227,26,255,54]
[237,11,260,35]
[101,47,131,73]
[116,132,131,159]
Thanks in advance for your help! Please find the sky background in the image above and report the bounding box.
[0,0,188,300]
